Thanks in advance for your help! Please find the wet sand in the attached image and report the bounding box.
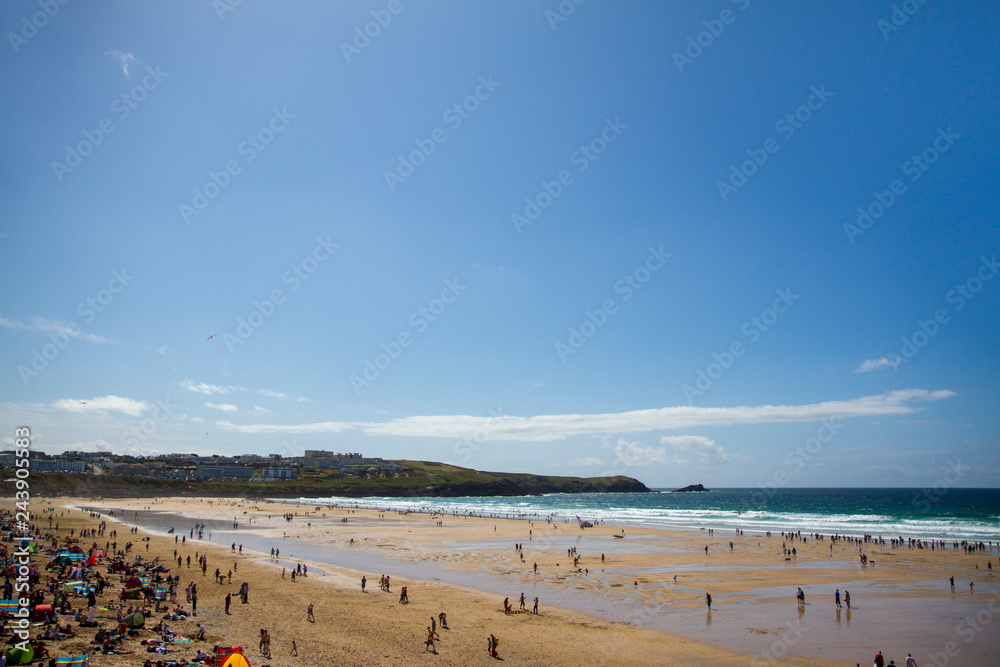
[21,497,1000,666]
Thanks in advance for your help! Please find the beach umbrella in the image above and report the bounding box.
[5,644,33,665]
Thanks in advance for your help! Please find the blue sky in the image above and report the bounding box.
[1,1,997,488]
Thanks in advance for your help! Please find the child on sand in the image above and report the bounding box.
[488,633,499,658]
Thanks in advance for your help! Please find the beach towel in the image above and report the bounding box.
[55,655,89,666]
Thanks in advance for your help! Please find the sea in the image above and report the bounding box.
[291,488,1000,543]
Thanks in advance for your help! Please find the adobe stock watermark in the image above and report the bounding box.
[883,255,997,370]
[716,84,833,202]
[452,408,507,462]
[751,620,810,664]
[8,0,71,54]
[844,127,960,243]
[752,419,843,504]
[672,0,752,73]
[179,107,295,224]
[213,0,244,21]
[545,0,586,30]
[384,75,501,192]
[877,0,931,42]
[340,0,412,63]
[511,117,628,234]
[120,397,178,452]
[911,459,970,513]
[52,64,169,182]
[556,245,670,362]
[350,278,468,394]
[926,590,1000,667]
[223,236,338,352]
[17,268,134,385]
[682,288,798,402]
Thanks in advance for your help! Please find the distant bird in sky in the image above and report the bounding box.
[206,334,217,340]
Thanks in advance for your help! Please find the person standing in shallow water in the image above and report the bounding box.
[705,593,712,610]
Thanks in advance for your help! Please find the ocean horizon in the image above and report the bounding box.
[288,487,1000,543]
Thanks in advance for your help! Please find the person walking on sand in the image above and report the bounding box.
[399,586,408,604]
[519,593,525,611]
[835,589,841,608]
[224,593,231,615]
[291,640,297,656]
[307,603,314,623]
[706,593,712,610]
[259,629,271,658]
[361,576,366,592]
[424,626,437,653]
[874,650,885,667]
[844,590,851,609]
[905,654,917,667]
[533,597,538,614]
[488,633,499,658]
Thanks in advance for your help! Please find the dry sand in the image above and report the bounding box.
[10,496,1000,666]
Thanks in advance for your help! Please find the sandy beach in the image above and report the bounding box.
[9,496,999,666]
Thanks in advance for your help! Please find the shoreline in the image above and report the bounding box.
[69,496,1000,665]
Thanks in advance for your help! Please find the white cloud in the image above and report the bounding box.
[190,416,205,423]
[0,314,110,343]
[52,395,150,417]
[854,356,902,373]
[217,389,955,441]
[258,389,307,402]
[205,403,238,412]
[182,379,243,395]
[157,345,167,355]
[661,435,729,463]
[248,405,270,416]
[258,389,288,399]
[613,439,669,467]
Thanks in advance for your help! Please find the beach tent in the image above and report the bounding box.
[51,556,74,566]
[125,576,142,588]
[211,646,247,667]
[55,655,89,666]
[32,604,52,621]
[123,610,145,628]
[221,653,251,667]
[5,644,34,665]
[85,556,97,566]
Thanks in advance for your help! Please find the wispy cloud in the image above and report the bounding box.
[217,389,954,440]
[854,356,902,373]
[258,389,287,400]
[181,379,243,395]
[660,435,730,463]
[248,405,269,416]
[52,395,150,417]
[205,402,238,412]
[190,416,205,423]
[106,49,139,77]
[566,456,606,467]
[258,388,307,402]
[0,314,110,343]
